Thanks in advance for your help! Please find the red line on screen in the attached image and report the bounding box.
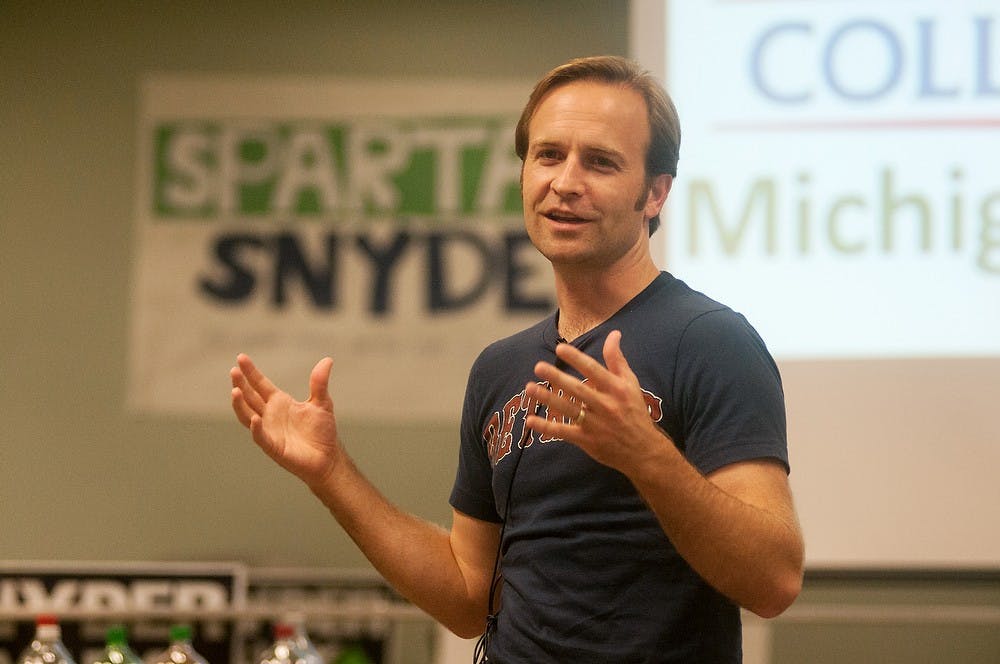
[713,117,1000,131]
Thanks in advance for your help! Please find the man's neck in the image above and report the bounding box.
[553,257,660,342]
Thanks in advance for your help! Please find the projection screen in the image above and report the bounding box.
[631,0,1000,568]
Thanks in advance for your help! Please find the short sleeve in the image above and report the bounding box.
[449,359,503,523]
[672,309,788,475]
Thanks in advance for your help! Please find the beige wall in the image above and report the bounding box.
[0,1,627,567]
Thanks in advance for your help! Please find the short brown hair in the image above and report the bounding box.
[515,55,681,235]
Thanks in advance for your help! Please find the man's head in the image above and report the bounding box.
[515,55,681,235]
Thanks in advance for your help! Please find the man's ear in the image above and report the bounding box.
[644,174,673,220]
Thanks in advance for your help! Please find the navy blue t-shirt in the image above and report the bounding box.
[449,272,788,663]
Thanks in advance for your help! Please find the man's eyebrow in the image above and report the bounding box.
[529,139,563,150]
[529,139,628,162]
[584,145,627,162]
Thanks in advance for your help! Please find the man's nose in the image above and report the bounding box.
[551,157,585,197]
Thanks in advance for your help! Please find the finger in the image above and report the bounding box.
[525,408,581,442]
[602,331,644,400]
[533,356,604,409]
[553,342,613,391]
[230,387,255,428]
[248,413,277,456]
[230,365,266,414]
[531,365,582,412]
[236,353,278,400]
[533,360,579,391]
[308,357,334,403]
[526,379,586,422]
[602,330,634,379]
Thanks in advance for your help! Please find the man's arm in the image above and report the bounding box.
[630,452,803,618]
[524,332,804,618]
[308,459,501,637]
[230,354,500,637]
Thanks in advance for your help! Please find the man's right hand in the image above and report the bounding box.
[230,354,342,490]
[230,353,502,638]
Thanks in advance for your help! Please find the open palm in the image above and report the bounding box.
[230,354,342,488]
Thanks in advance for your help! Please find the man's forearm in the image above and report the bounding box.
[307,454,495,637]
[627,438,804,618]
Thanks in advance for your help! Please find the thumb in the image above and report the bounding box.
[603,330,632,377]
[308,357,334,403]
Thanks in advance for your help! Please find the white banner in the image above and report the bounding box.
[128,76,546,419]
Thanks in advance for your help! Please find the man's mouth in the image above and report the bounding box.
[543,210,588,224]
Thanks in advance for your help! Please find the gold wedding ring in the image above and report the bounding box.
[576,404,587,425]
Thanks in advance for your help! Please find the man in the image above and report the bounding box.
[231,56,804,662]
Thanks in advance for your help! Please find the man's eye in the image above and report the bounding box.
[537,149,560,160]
[591,156,616,169]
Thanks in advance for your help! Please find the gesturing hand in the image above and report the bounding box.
[230,354,343,489]
[525,330,670,474]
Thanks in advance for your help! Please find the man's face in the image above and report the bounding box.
[520,80,669,271]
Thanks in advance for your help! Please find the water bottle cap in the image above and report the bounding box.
[35,615,62,641]
[273,623,295,639]
[106,624,128,645]
[334,646,372,664]
[169,624,193,642]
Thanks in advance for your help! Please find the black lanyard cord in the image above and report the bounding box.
[471,407,533,664]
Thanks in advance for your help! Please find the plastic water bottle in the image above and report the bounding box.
[288,621,323,664]
[146,625,209,664]
[255,622,321,664]
[89,625,142,664]
[17,614,77,664]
